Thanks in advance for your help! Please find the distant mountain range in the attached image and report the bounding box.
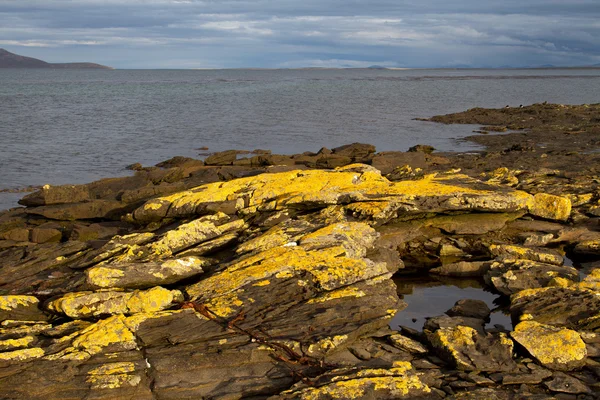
[0,48,112,69]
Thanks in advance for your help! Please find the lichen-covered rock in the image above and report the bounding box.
[484,259,578,295]
[275,362,437,400]
[488,243,563,265]
[45,315,138,361]
[426,325,516,372]
[86,256,211,289]
[573,238,600,256]
[510,286,600,331]
[131,166,536,223]
[510,321,587,371]
[528,193,571,221]
[47,287,183,318]
[388,334,428,354]
[0,295,46,322]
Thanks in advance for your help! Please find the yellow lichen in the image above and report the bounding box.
[134,167,535,222]
[0,336,35,351]
[307,335,348,355]
[307,287,366,304]
[45,315,137,361]
[203,294,245,318]
[86,267,125,289]
[253,280,271,287]
[48,287,180,318]
[0,347,44,361]
[529,193,572,221]
[291,369,430,399]
[511,321,587,370]
[0,295,38,311]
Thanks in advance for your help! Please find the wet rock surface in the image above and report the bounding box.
[1,105,600,398]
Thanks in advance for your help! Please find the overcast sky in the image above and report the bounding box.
[1,0,599,69]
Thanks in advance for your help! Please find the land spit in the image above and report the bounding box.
[1,103,600,399]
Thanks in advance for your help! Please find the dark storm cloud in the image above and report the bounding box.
[0,0,599,68]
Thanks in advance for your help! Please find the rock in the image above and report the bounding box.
[0,228,30,242]
[371,151,428,174]
[119,181,187,204]
[18,185,91,206]
[275,362,437,399]
[204,150,239,165]
[426,325,516,372]
[315,154,353,168]
[25,200,129,221]
[529,193,571,221]
[425,212,522,235]
[510,286,600,330]
[126,162,144,171]
[155,156,203,169]
[0,295,47,322]
[132,166,536,223]
[485,259,578,296]
[511,321,587,371]
[446,299,491,320]
[388,333,428,354]
[47,287,183,318]
[501,369,553,385]
[488,244,564,266]
[70,221,129,242]
[430,261,490,277]
[331,142,376,162]
[29,227,62,244]
[0,241,90,295]
[521,232,555,247]
[408,144,435,154]
[86,256,211,289]
[424,315,486,333]
[573,239,600,256]
[544,372,591,394]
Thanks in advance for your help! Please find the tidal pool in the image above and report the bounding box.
[390,274,512,332]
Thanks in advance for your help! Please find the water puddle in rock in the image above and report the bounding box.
[389,274,512,332]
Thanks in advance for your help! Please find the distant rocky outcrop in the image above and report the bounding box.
[0,48,113,69]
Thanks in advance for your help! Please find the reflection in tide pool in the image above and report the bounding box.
[390,274,512,332]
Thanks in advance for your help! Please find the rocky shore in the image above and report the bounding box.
[1,103,599,399]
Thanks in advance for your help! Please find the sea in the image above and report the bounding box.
[1,68,600,211]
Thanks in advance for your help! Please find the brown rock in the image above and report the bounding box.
[25,200,129,221]
[29,228,62,244]
[204,150,239,165]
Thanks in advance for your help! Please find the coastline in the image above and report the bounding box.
[1,103,600,398]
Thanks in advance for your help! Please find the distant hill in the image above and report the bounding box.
[0,48,113,69]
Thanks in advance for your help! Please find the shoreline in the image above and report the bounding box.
[1,103,600,398]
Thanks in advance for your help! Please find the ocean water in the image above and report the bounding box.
[1,68,599,210]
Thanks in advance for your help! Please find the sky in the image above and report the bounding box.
[1,0,599,69]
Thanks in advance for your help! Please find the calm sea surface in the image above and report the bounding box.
[1,68,599,210]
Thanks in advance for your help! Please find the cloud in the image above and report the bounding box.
[0,1,599,67]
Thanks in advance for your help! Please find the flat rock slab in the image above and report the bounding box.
[131,166,543,224]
